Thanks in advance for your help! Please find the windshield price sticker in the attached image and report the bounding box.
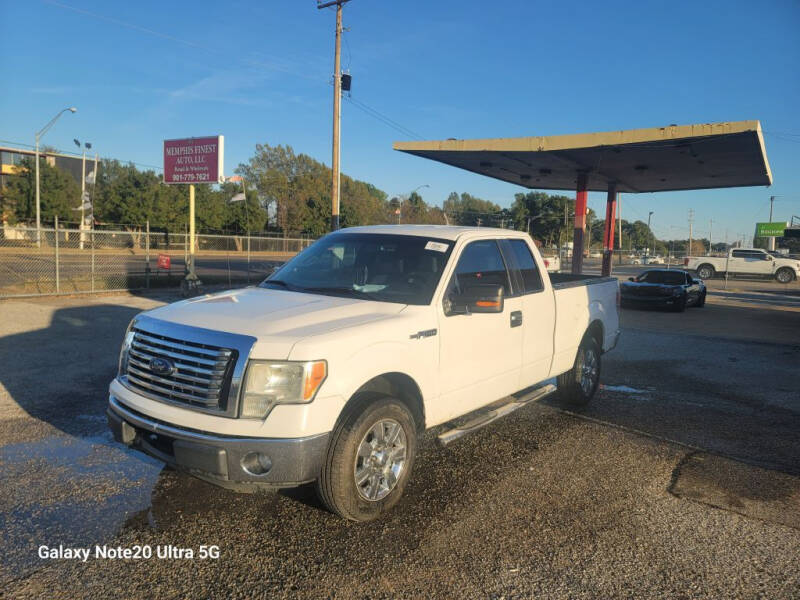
[424,241,449,252]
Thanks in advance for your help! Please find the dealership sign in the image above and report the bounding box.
[163,136,224,184]
[754,221,788,237]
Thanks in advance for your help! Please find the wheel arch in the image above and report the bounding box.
[586,319,604,351]
[340,372,426,432]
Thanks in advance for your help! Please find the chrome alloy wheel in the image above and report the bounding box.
[580,347,599,395]
[353,419,407,501]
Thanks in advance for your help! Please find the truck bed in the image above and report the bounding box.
[549,273,617,290]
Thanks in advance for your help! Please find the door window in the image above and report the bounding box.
[449,240,511,296]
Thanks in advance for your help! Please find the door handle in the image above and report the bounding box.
[510,310,523,328]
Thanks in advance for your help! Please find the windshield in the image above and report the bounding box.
[637,271,686,285]
[261,233,454,305]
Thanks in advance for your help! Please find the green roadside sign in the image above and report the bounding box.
[755,221,788,237]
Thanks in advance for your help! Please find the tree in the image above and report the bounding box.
[394,191,446,225]
[2,157,80,225]
[508,191,578,248]
[238,143,388,235]
[444,192,501,226]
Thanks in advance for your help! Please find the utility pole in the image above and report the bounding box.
[768,195,776,251]
[688,208,694,256]
[318,0,351,231]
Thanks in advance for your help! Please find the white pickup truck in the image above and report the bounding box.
[685,248,800,283]
[108,225,620,521]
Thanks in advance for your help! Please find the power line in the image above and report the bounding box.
[345,97,424,140]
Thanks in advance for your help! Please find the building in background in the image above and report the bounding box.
[0,144,94,190]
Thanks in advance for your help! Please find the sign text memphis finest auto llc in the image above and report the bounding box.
[163,136,224,184]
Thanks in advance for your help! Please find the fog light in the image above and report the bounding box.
[241,452,272,476]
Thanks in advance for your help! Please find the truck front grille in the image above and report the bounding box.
[125,327,236,411]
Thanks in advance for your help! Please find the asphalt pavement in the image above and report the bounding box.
[0,286,798,598]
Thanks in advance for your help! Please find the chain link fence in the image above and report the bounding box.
[0,225,314,298]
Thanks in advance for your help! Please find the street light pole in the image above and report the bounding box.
[74,139,91,249]
[647,211,654,254]
[768,195,776,251]
[35,107,77,246]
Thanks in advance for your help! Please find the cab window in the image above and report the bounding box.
[500,239,544,294]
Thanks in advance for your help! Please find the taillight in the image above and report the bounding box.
[683,258,689,266]
[544,259,550,267]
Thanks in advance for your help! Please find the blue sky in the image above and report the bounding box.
[1,0,799,242]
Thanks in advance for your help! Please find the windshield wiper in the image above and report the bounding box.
[261,279,295,290]
[298,286,376,300]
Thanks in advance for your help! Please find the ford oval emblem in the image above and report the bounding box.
[149,357,175,376]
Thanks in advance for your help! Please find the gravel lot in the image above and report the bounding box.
[1,285,798,599]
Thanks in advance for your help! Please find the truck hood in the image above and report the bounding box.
[143,287,407,342]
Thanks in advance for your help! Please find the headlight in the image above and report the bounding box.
[117,321,136,376]
[241,360,327,419]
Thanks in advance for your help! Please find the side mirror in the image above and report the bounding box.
[447,284,504,315]
[628,277,635,281]
[766,255,773,261]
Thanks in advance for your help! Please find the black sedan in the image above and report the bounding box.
[620,269,706,312]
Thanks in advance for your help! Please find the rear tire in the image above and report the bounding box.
[557,335,601,407]
[696,264,715,280]
[316,397,417,522]
[776,268,795,284]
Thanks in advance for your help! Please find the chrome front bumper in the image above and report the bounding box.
[107,396,329,490]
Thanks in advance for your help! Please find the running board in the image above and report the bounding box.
[436,383,557,446]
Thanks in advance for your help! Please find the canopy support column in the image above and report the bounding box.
[601,182,617,276]
[571,171,588,274]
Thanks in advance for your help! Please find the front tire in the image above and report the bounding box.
[672,294,688,312]
[697,264,715,280]
[557,335,601,407]
[776,268,795,284]
[316,397,417,522]
[696,291,706,308]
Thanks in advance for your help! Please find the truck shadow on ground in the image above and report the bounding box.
[0,303,144,439]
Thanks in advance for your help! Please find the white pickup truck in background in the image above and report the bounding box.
[108,225,620,521]
[540,252,561,273]
[685,248,800,283]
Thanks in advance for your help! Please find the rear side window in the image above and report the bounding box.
[732,250,763,259]
[500,239,544,294]
[450,240,511,295]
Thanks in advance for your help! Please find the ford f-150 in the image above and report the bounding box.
[108,225,620,521]
[685,248,799,282]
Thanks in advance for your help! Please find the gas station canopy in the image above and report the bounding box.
[393,120,772,193]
